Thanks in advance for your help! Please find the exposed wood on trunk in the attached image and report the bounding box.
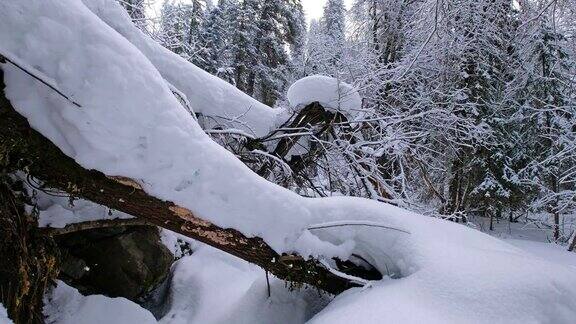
[0,68,357,296]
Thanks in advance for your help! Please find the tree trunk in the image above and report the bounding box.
[568,230,576,252]
[489,210,494,231]
[553,211,560,241]
[0,177,60,324]
[0,67,358,296]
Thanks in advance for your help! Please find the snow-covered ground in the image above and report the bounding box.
[35,236,576,324]
[1,0,576,323]
[43,282,157,324]
[506,239,576,269]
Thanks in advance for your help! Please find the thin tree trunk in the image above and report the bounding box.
[553,211,560,241]
[489,210,494,231]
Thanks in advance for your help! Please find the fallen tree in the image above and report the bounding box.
[0,65,359,315]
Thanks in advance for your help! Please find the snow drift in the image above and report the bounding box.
[1,0,576,323]
[43,281,156,324]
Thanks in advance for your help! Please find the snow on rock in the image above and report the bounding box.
[43,281,156,324]
[0,304,12,324]
[2,1,576,322]
[81,0,282,137]
[287,75,362,118]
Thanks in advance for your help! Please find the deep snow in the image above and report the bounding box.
[1,0,576,323]
[40,238,576,324]
[43,281,157,324]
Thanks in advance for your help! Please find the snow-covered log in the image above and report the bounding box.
[0,69,356,295]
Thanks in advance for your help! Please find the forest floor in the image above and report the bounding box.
[473,216,576,269]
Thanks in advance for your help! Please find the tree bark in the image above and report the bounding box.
[0,177,60,324]
[0,67,357,296]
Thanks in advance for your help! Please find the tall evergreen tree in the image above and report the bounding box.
[515,21,576,241]
[230,0,261,93]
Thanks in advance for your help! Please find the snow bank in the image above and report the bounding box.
[2,1,576,322]
[0,304,12,324]
[160,245,328,324]
[287,75,362,118]
[310,232,576,323]
[43,281,156,324]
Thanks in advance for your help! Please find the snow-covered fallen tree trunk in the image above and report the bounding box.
[0,68,355,295]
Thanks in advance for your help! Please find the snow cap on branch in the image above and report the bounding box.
[287,75,362,118]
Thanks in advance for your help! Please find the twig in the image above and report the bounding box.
[265,270,271,297]
[319,259,370,286]
[0,53,82,108]
[308,220,411,234]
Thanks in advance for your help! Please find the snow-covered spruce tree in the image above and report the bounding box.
[245,0,305,106]
[303,19,327,76]
[413,0,519,221]
[230,0,261,94]
[302,0,346,78]
[285,0,307,85]
[158,1,194,58]
[514,19,576,242]
[158,0,207,63]
[196,1,229,76]
[211,0,242,83]
[320,0,346,73]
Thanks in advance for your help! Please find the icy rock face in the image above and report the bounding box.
[287,75,362,118]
